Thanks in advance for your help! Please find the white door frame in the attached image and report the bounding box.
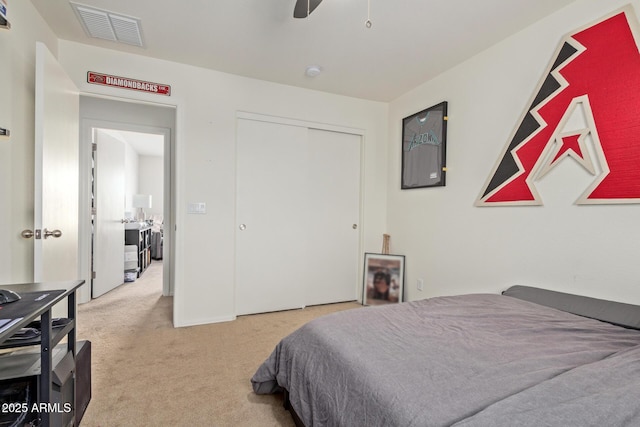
[78,109,175,303]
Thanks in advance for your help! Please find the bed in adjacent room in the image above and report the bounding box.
[251,286,640,426]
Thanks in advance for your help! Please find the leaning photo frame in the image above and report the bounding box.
[401,101,448,189]
[362,253,405,306]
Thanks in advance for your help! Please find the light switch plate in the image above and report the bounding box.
[187,202,206,214]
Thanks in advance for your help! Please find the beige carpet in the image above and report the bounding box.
[77,261,361,426]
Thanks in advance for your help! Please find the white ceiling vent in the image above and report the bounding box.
[70,2,144,47]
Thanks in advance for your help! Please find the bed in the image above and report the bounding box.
[251,286,640,426]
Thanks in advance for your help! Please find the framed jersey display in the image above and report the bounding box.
[401,101,448,189]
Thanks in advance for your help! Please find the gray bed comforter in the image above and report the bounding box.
[251,294,640,427]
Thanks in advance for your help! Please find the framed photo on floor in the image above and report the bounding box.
[401,101,448,189]
[362,253,405,306]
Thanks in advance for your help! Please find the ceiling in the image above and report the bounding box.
[30,0,578,103]
[99,129,164,157]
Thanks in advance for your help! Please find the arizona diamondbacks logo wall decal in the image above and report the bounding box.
[476,6,640,206]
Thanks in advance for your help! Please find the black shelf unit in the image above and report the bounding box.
[125,225,152,277]
[0,280,84,427]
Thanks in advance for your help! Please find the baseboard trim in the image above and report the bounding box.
[173,314,236,327]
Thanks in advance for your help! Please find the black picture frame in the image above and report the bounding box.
[401,101,448,189]
[362,253,405,306]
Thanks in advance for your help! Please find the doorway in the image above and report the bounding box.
[77,95,176,305]
[91,127,165,298]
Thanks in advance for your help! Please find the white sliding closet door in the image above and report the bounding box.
[235,118,361,315]
[235,119,309,315]
[306,129,360,306]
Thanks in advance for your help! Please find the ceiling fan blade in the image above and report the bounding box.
[293,0,323,18]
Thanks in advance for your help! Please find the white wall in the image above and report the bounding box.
[0,2,59,283]
[139,155,163,217]
[10,0,637,327]
[388,0,640,305]
[57,41,389,326]
[124,141,139,216]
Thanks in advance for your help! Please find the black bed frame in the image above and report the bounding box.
[283,390,306,427]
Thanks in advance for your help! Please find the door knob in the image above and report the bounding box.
[43,228,62,239]
[21,229,34,239]
[239,224,247,231]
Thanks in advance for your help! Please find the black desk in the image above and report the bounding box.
[0,280,84,427]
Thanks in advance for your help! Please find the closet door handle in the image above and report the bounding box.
[239,224,247,231]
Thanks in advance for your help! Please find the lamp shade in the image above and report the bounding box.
[132,194,152,209]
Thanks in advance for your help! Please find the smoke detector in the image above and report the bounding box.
[305,65,322,77]
[70,2,144,47]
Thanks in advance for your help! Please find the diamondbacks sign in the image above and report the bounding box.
[477,7,640,206]
[87,72,171,96]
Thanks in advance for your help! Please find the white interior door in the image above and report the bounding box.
[235,118,361,315]
[235,119,309,315]
[34,42,80,282]
[306,129,361,305]
[92,130,125,297]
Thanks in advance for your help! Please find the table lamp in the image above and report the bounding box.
[132,194,152,221]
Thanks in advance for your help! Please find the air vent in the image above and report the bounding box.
[70,2,144,47]
[110,15,143,46]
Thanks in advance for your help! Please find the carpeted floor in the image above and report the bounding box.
[76,261,360,426]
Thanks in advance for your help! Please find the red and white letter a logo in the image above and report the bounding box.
[477,7,640,206]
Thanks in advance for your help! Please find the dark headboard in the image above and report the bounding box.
[502,285,640,330]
